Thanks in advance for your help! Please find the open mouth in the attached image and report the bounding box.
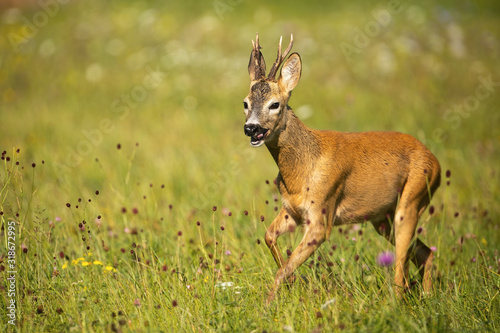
[250,129,269,147]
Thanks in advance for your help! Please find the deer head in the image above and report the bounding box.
[243,33,302,147]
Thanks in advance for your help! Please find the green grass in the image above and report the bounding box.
[1,0,499,331]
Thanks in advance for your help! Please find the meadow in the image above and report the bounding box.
[1,0,499,331]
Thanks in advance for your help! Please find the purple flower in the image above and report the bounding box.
[376,251,395,267]
[430,246,437,252]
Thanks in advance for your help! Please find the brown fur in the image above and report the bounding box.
[243,34,441,304]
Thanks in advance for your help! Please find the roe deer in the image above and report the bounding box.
[242,33,441,304]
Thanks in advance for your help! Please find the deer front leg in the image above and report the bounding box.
[267,221,326,305]
[265,207,297,269]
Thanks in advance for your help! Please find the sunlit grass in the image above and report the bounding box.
[1,0,499,332]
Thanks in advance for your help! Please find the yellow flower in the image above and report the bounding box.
[93,260,103,265]
[81,261,91,267]
[481,238,487,245]
[72,257,85,265]
[62,261,68,269]
[105,266,117,273]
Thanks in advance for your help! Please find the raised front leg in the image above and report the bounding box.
[265,207,298,268]
[267,220,326,305]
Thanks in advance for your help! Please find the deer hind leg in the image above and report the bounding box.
[372,217,434,294]
[392,170,437,296]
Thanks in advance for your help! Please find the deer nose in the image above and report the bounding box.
[244,123,262,137]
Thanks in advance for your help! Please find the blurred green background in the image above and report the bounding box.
[1,0,499,218]
[0,0,499,331]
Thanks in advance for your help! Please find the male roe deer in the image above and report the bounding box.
[242,33,441,304]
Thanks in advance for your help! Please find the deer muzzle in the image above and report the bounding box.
[244,123,269,147]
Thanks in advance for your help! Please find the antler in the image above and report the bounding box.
[267,34,294,80]
[248,33,266,81]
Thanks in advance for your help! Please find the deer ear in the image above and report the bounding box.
[279,53,301,93]
[248,49,266,81]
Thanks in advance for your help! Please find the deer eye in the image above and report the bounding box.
[269,102,280,110]
[243,101,248,109]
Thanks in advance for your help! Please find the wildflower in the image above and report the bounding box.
[105,266,117,273]
[321,298,336,310]
[62,261,68,269]
[72,257,84,265]
[376,251,395,267]
[225,250,231,256]
[81,261,91,267]
[215,281,234,290]
[93,260,103,265]
[430,246,437,252]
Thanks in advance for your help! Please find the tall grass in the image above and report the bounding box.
[1,0,499,331]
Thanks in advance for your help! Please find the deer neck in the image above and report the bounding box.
[265,108,320,184]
